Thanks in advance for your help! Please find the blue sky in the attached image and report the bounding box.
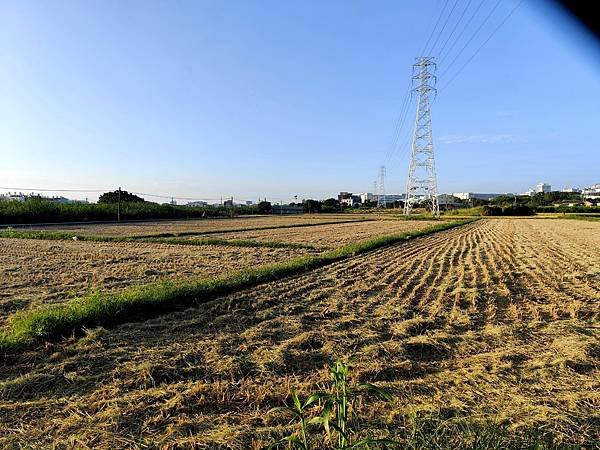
[0,0,598,202]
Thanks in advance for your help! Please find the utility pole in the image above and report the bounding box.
[117,186,121,222]
[404,57,440,217]
[377,166,386,209]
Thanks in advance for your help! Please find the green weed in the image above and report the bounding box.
[268,359,397,450]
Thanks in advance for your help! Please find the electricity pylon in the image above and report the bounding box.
[372,180,377,204]
[377,166,386,208]
[404,57,439,217]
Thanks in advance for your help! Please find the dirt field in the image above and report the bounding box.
[0,219,598,448]
[201,219,447,248]
[21,215,367,237]
[0,238,312,325]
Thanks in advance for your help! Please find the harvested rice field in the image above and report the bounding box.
[20,215,368,237]
[1,218,598,448]
[199,219,448,248]
[0,238,313,325]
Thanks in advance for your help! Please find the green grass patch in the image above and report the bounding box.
[0,219,474,354]
[559,214,600,222]
[390,413,587,449]
[443,206,485,217]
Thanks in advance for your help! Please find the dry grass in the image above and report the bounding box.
[199,219,449,248]
[0,219,598,448]
[23,215,367,237]
[0,238,313,325]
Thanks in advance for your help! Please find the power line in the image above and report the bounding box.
[440,0,524,91]
[381,0,449,172]
[435,0,474,61]
[383,80,413,165]
[0,186,105,193]
[421,0,451,56]
[437,0,486,67]
[379,0,458,181]
[428,0,461,56]
[439,0,503,78]
[0,186,257,204]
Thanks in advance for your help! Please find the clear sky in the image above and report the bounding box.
[1,0,598,203]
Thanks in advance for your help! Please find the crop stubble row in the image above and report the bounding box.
[22,215,366,237]
[198,219,444,248]
[0,238,314,325]
[0,218,598,448]
[0,219,444,325]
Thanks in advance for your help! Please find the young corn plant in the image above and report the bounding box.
[268,359,398,450]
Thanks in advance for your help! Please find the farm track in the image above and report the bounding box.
[0,219,598,448]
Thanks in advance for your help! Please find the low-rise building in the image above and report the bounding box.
[0,192,27,202]
[438,194,464,208]
[452,192,503,201]
[337,192,353,206]
[337,192,362,207]
[0,192,87,203]
[583,183,600,199]
[377,194,405,204]
[359,192,376,204]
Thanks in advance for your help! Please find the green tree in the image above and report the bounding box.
[322,198,341,212]
[257,201,272,214]
[98,190,145,204]
[303,199,322,213]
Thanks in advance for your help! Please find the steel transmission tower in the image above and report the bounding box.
[372,180,377,204]
[404,57,440,217]
[377,166,386,208]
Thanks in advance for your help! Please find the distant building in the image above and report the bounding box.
[524,182,552,196]
[338,192,353,206]
[438,194,464,208]
[359,192,376,204]
[0,192,87,203]
[452,192,504,201]
[0,192,27,202]
[337,192,361,207]
[562,186,581,194]
[583,183,600,199]
[223,199,234,207]
[535,182,551,193]
[186,201,208,207]
[338,191,405,207]
[376,194,405,204]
